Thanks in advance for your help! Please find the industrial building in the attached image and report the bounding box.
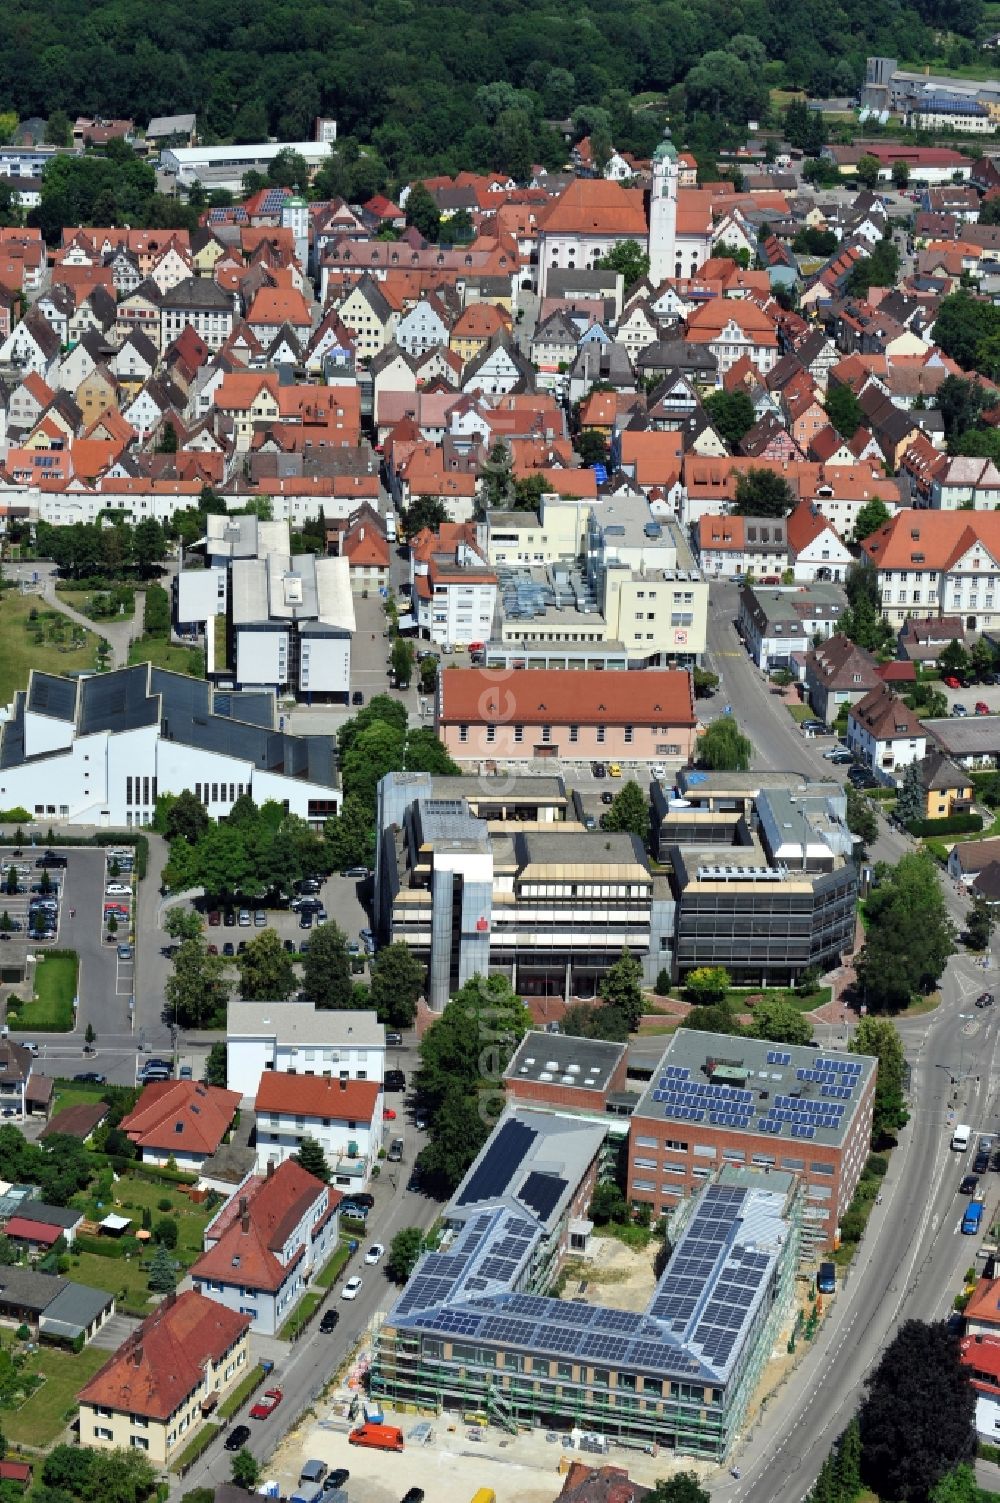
[0,665,340,826]
[228,551,355,699]
[627,1031,876,1254]
[373,1105,801,1460]
[159,139,335,194]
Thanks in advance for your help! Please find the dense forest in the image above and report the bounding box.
[0,0,985,184]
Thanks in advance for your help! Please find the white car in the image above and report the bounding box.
[650,764,666,780]
[364,1243,384,1266]
[341,1276,363,1300]
[105,883,131,895]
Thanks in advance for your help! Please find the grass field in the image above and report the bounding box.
[64,1247,154,1316]
[0,594,99,704]
[16,952,78,1032]
[726,985,833,1016]
[4,1343,109,1447]
[107,1175,212,1262]
[278,1290,323,1341]
[50,1079,107,1118]
[128,636,205,676]
[786,703,813,724]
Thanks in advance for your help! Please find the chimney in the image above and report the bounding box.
[266,1159,275,1178]
[132,1345,143,1366]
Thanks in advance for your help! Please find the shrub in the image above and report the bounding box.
[157,1198,172,1212]
[655,968,672,995]
[907,812,984,837]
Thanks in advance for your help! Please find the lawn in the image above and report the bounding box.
[315,1241,353,1289]
[786,703,812,724]
[726,985,833,1016]
[50,1079,107,1117]
[106,1174,213,1262]
[278,1290,323,1341]
[4,1343,109,1447]
[63,1248,155,1317]
[0,594,99,704]
[13,951,78,1032]
[169,1420,221,1473]
[128,636,205,676]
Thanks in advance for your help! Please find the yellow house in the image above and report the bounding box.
[919,749,974,820]
[77,1290,251,1468]
[191,231,227,278]
[449,302,510,364]
[75,365,120,429]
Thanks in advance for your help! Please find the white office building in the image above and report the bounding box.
[226,1001,385,1101]
[230,553,355,699]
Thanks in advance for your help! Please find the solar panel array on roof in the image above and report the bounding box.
[517,1170,567,1223]
[456,1118,538,1207]
[653,1076,754,1129]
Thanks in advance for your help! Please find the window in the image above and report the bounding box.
[459,724,469,743]
[596,726,606,743]
[569,725,579,743]
[514,725,524,743]
[624,725,634,744]
[486,725,496,743]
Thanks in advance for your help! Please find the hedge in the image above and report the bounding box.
[907,813,984,838]
[124,1161,198,1187]
[74,1233,131,1259]
[0,829,150,881]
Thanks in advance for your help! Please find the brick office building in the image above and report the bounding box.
[627,1031,876,1256]
[504,1033,630,1118]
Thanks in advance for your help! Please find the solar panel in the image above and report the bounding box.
[456,1119,538,1206]
[518,1170,566,1222]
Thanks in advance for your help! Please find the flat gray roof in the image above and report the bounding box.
[227,1001,384,1048]
[39,1281,114,1337]
[504,1031,625,1092]
[925,715,1000,756]
[635,1030,875,1149]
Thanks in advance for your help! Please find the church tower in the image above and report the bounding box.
[648,130,679,286]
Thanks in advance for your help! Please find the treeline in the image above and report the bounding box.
[0,0,981,189]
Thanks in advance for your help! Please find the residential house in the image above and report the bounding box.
[337,277,397,362]
[190,1161,340,1335]
[931,457,1000,512]
[409,521,497,647]
[226,1001,385,1100]
[737,581,847,670]
[914,748,973,820]
[804,633,881,724]
[395,297,450,357]
[948,836,1000,886]
[77,1290,251,1466]
[684,299,779,375]
[450,303,510,364]
[786,501,853,582]
[253,1073,384,1189]
[0,312,60,380]
[119,1081,241,1170]
[113,281,162,349]
[160,277,234,352]
[694,514,789,581]
[861,509,1000,631]
[461,332,534,396]
[846,682,927,784]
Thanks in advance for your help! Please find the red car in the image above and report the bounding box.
[977,701,991,715]
[383,1107,397,1120]
[944,675,962,689]
[249,1387,283,1420]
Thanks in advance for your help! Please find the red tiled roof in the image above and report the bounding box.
[191,1160,335,1294]
[255,1073,381,1123]
[541,179,648,237]
[120,1081,240,1156]
[439,668,696,727]
[79,1290,250,1421]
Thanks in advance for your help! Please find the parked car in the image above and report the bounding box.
[224,911,236,927]
[944,675,962,689]
[343,866,370,879]
[222,942,235,957]
[35,852,67,868]
[341,1276,363,1300]
[117,944,132,960]
[351,691,365,706]
[249,1387,283,1420]
[976,702,991,715]
[601,791,614,805]
[344,1192,375,1209]
[386,1030,403,1046]
[961,1173,980,1196]
[977,992,994,1009]
[208,910,221,927]
[829,749,854,765]
[254,910,266,927]
[319,1309,341,1334]
[238,910,251,926]
[324,1470,349,1491]
[607,763,622,777]
[953,703,969,717]
[225,1425,251,1452]
[299,912,314,930]
[383,1107,397,1120]
[592,761,606,777]
[105,883,131,896]
[73,1071,105,1083]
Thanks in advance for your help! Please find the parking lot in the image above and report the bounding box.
[193,872,373,975]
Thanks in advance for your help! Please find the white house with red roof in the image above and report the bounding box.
[254,1072,384,1188]
[409,521,497,648]
[190,1160,340,1334]
[119,1081,241,1170]
[786,501,853,583]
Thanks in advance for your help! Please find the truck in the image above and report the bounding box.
[962,1199,985,1235]
[952,1123,972,1152]
[348,1423,404,1452]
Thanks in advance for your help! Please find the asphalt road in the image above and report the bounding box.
[174,1099,438,1498]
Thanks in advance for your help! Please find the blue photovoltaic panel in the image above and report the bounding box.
[456,1118,537,1206]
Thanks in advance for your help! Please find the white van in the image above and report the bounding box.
[952,1123,972,1151]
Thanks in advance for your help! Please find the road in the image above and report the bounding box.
[174,1103,438,1498]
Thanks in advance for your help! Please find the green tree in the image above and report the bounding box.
[302,922,353,1010]
[164,940,231,1029]
[859,1320,975,1503]
[391,636,414,688]
[939,639,972,678]
[841,564,895,655]
[930,1465,979,1503]
[698,717,752,771]
[972,636,997,680]
[846,785,878,849]
[387,1226,424,1283]
[560,1000,629,1041]
[480,441,515,509]
[966,891,994,952]
[147,1242,176,1293]
[750,998,814,1044]
[44,110,71,147]
[856,154,881,189]
[325,796,377,872]
[600,780,649,842]
[833,1416,862,1501]
[156,420,178,454]
[846,238,901,297]
[895,760,925,828]
[419,656,439,695]
[417,974,531,1117]
[938,375,988,443]
[577,429,609,466]
[340,721,406,816]
[405,182,441,242]
[204,1041,227,1087]
[647,1473,711,1503]
[825,383,863,439]
[155,1216,178,1248]
[402,495,449,537]
[853,498,891,543]
[979,197,1000,228]
[594,239,650,291]
[704,389,756,447]
[599,948,644,1032]
[417,1084,491,1197]
[852,1014,907,1145]
[589,1181,628,1225]
[294,1136,330,1182]
[87,1448,156,1503]
[237,928,296,1001]
[164,908,202,942]
[856,853,956,1013]
[684,966,731,1004]
[163,789,210,845]
[230,1450,260,1492]
[133,518,165,578]
[892,159,910,188]
[933,290,1000,372]
[369,943,426,1027]
[268,148,310,191]
[733,468,796,517]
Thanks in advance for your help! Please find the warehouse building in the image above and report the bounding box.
[627,1031,876,1254]
[373,1106,801,1460]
